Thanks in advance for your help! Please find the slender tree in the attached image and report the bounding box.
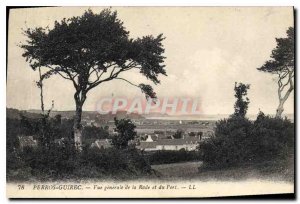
[233,82,250,118]
[258,27,294,117]
[20,9,167,149]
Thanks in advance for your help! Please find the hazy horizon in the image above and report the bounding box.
[6,106,294,117]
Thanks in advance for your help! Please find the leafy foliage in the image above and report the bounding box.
[199,113,294,168]
[7,114,109,149]
[258,27,294,73]
[7,115,151,181]
[7,145,152,181]
[111,117,137,149]
[139,84,157,100]
[233,82,250,118]
[249,111,294,161]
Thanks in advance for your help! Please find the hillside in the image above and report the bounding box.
[7,108,144,121]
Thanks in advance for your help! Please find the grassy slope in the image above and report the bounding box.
[151,157,294,182]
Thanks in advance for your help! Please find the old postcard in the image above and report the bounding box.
[6,6,294,198]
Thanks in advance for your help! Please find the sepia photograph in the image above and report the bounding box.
[6,6,295,198]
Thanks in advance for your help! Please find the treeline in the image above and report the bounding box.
[7,115,110,149]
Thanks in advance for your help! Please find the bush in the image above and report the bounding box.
[7,113,152,181]
[20,142,79,180]
[249,112,294,161]
[200,116,252,168]
[7,143,152,181]
[199,113,294,168]
[111,118,137,149]
[81,147,152,176]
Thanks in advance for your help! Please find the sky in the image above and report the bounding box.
[7,7,294,115]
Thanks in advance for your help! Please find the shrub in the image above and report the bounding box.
[200,116,252,168]
[7,143,152,181]
[199,113,294,168]
[249,112,294,161]
[20,142,79,180]
[111,118,137,149]
[81,147,152,176]
[7,113,152,181]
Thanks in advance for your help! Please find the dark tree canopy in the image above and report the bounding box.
[21,9,166,100]
[258,27,294,73]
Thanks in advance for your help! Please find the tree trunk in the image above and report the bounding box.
[74,102,83,150]
[38,67,45,114]
[276,72,294,118]
[276,86,293,118]
[276,100,284,118]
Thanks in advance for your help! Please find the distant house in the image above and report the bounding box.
[137,135,202,151]
[18,135,38,150]
[156,137,200,151]
[138,141,158,151]
[144,134,158,142]
[91,139,112,149]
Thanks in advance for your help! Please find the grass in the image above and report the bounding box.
[151,161,202,178]
[151,156,294,183]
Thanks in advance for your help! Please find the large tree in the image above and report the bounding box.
[21,9,167,149]
[257,27,294,118]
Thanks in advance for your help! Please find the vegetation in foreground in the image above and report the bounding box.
[7,144,152,182]
[7,113,153,182]
[6,110,201,181]
[199,113,294,168]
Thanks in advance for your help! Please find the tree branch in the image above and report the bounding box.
[115,77,140,88]
[44,65,79,90]
[44,65,70,80]
[86,61,138,92]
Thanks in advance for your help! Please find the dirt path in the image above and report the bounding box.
[151,161,203,178]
